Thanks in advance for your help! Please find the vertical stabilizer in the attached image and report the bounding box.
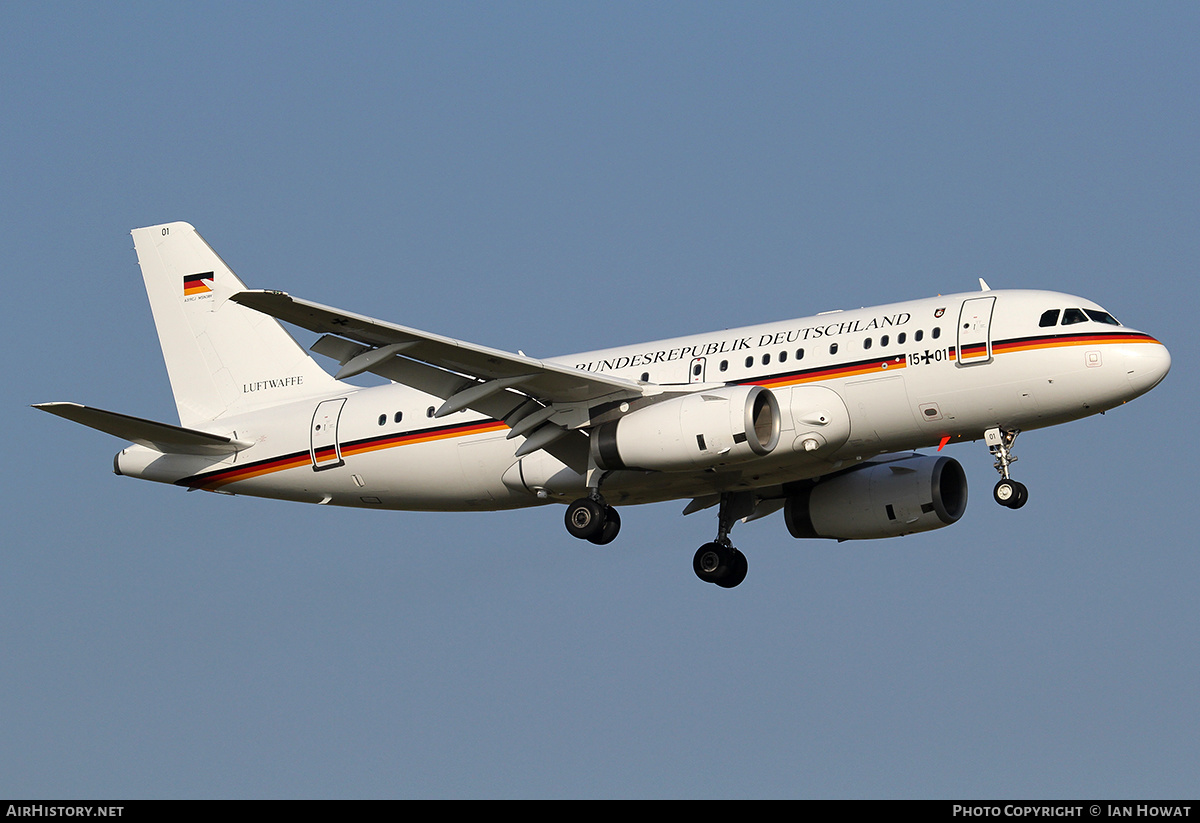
[131,222,339,427]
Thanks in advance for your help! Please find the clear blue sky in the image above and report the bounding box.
[4,2,1197,798]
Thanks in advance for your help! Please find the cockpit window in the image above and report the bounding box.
[1062,308,1089,325]
[1085,309,1120,326]
[1039,309,1060,327]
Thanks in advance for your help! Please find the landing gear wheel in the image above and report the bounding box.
[587,507,621,545]
[693,542,747,587]
[993,479,1016,506]
[1008,480,1028,509]
[693,542,730,584]
[715,548,748,589]
[565,498,607,540]
[993,479,1029,509]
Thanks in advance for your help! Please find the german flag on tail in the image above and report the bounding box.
[183,272,213,296]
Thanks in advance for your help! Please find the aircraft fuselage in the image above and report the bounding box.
[113,287,1169,512]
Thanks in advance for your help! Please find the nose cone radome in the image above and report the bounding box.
[1124,338,1171,398]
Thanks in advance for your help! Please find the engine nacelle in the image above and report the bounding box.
[592,385,781,472]
[785,454,967,540]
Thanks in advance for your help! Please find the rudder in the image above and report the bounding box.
[131,222,338,427]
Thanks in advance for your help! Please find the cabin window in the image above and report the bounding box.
[745,356,753,368]
[932,327,941,339]
[779,351,787,363]
[1039,309,1060,327]
[394,411,403,423]
[915,330,924,342]
[1085,309,1120,326]
[880,335,889,347]
[1063,308,1088,325]
[796,348,805,360]
[863,338,873,350]
[378,414,386,426]
[829,342,839,355]
[719,360,728,372]
[426,406,435,418]
[762,353,771,366]
[641,372,650,382]
[897,332,906,345]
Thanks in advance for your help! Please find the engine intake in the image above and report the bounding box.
[592,385,781,472]
[785,454,967,540]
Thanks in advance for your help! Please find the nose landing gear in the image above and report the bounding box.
[986,427,1028,509]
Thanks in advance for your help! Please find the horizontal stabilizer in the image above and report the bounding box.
[34,402,252,455]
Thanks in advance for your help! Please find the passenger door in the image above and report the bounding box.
[310,398,347,471]
[957,296,996,365]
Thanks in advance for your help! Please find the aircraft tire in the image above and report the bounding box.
[993,479,1029,509]
[565,498,607,540]
[993,479,1016,507]
[587,507,622,545]
[714,548,748,588]
[693,542,731,584]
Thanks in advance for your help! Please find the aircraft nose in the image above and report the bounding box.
[1123,338,1171,398]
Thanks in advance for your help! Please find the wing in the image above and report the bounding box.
[230,290,667,469]
[230,290,647,407]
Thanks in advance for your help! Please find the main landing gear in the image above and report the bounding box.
[693,542,748,589]
[563,490,751,588]
[986,427,1028,510]
[564,496,622,545]
[692,492,752,588]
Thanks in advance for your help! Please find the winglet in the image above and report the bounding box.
[979,278,991,291]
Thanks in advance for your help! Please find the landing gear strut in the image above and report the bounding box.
[692,492,751,588]
[986,427,1028,509]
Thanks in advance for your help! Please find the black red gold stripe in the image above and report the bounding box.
[185,450,313,488]
[992,330,1159,355]
[341,419,508,460]
[177,418,508,490]
[748,354,908,391]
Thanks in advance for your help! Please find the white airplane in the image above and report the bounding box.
[37,222,1171,588]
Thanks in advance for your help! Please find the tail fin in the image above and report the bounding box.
[131,222,339,427]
